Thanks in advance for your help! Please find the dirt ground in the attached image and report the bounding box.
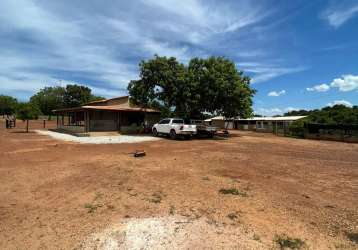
[0,119,357,249]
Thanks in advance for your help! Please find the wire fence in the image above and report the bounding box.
[290,123,358,143]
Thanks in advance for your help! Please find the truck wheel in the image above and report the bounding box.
[170,129,177,139]
[152,128,158,137]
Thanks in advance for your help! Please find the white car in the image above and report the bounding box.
[152,118,197,139]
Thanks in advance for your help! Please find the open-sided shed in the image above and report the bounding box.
[237,116,307,134]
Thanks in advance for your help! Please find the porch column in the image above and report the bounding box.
[119,111,122,132]
[117,111,120,131]
[84,111,89,133]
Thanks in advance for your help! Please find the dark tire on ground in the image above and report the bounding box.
[152,128,158,137]
[170,129,177,139]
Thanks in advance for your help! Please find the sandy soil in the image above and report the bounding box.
[0,119,357,249]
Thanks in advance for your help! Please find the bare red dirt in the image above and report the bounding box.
[0,120,357,249]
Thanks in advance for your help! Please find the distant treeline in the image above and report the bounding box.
[285,105,358,125]
[0,84,104,120]
[287,105,358,137]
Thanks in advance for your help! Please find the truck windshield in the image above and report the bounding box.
[172,119,184,124]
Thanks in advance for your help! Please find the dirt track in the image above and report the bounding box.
[0,120,357,249]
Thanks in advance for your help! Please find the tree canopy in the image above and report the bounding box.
[0,95,18,116]
[285,105,358,125]
[63,84,95,108]
[128,55,255,119]
[29,84,104,117]
[30,86,65,118]
[16,102,40,121]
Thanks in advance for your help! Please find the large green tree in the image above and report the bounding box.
[0,95,18,116]
[128,55,255,119]
[63,84,93,108]
[16,102,40,132]
[128,55,187,115]
[187,57,255,118]
[29,84,105,117]
[30,86,65,119]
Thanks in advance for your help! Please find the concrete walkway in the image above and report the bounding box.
[36,130,161,144]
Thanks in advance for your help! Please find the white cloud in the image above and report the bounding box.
[0,73,124,100]
[306,83,330,92]
[268,90,286,97]
[0,0,274,99]
[285,107,300,112]
[0,0,309,100]
[305,75,358,93]
[255,107,300,116]
[141,0,267,37]
[322,4,358,28]
[330,74,358,92]
[256,108,283,116]
[237,63,306,83]
[327,100,353,107]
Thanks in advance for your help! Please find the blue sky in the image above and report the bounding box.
[0,0,357,116]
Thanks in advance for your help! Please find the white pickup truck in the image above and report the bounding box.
[152,118,197,139]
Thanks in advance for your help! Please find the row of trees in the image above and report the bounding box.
[0,96,41,132]
[29,85,103,119]
[285,105,358,125]
[288,105,358,137]
[0,95,18,116]
[128,55,255,119]
[0,84,103,121]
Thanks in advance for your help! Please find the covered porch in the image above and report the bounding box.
[54,107,160,135]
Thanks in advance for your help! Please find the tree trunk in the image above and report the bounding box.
[26,120,29,133]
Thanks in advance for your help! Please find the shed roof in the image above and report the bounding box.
[205,115,307,122]
[237,116,307,121]
[53,96,160,113]
[81,105,159,113]
[204,116,226,121]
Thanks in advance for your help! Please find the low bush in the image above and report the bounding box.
[274,235,306,249]
[219,188,247,197]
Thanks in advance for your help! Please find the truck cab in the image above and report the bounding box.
[152,118,197,139]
